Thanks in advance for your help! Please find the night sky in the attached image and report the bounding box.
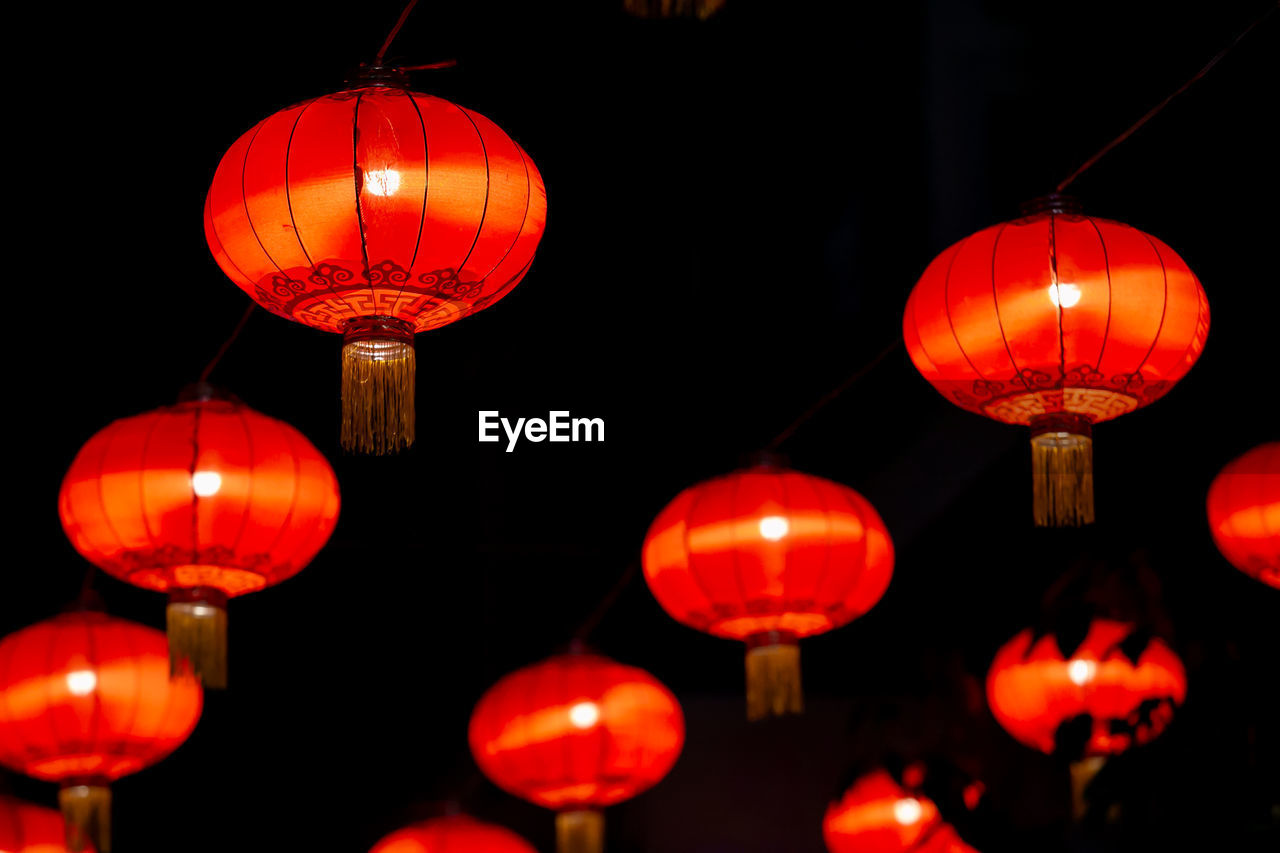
[5,1,1278,850]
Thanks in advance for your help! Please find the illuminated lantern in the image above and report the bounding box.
[0,612,203,853]
[205,66,547,454]
[0,796,93,852]
[904,195,1209,526]
[468,648,684,853]
[642,460,893,719]
[824,770,978,853]
[623,0,726,19]
[369,814,537,853]
[1207,442,1279,588]
[987,619,1186,818]
[57,387,340,687]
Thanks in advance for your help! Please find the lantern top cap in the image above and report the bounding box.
[1019,193,1083,217]
[345,63,412,90]
[741,449,791,471]
[177,382,238,404]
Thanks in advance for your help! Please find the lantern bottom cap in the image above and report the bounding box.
[1030,414,1095,527]
[59,782,111,853]
[745,637,803,721]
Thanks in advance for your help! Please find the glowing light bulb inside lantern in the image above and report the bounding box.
[191,470,222,497]
[1068,659,1097,686]
[1048,282,1082,308]
[759,515,790,541]
[893,797,923,826]
[65,669,97,696]
[364,168,401,197]
[569,701,600,729]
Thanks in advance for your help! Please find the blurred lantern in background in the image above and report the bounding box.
[1207,441,1279,588]
[0,612,203,852]
[0,796,94,852]
[986,618,1186,819]
[623,0,726,19]
[904,194,1209,526]
[205,67,547,454]
[57,387,340,688]
[369,814,536,853]
[642,458,893,720]
[468,647,684,853]
[823,768,979,853]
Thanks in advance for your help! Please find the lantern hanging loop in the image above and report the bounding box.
[375,0,422,64]
[1056,4,1276,192]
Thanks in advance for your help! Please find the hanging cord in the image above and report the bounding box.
[376,0,422,64]
[574,558,642,641]
[199,302,257,385]
[1056,4,1277,192]
[766,338,903,451]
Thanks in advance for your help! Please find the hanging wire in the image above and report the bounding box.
[1056,4,1277,192]
[766,338,903,451]
[376,0,422,64]
[198,302,257,385]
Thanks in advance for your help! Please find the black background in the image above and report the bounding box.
[4,0,1277,850]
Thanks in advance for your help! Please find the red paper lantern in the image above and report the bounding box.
[57,389,340,688]
[0,796,94,852]
[0,612,203,853]
[823,770,978,853]
[642,461,893,719]
[623,0,726,19]
[986,619,1186,758]
[1207,442,1279,588]
[904,195,1209,526]
[205,68,547,454]
[468,649,684,853]
[370,815,537,853]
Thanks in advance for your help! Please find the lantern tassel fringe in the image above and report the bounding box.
[167,593,228,689]
[1030,419,1095,527]
[1070,756,1106,822]
[745,640,803,721]
[556,809,604,853]
[341,324,416,455]
[60,783,111,853]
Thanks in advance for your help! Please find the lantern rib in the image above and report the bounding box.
[472,135,535,286]
[832,486,872,619]
[395,92,432,310]
[680,485,723,630]
[351,93,376,302]
[0,641,28,768]
[228,406,259,559]
[117,618,146,763]
[188,405,205,567]
[1048,212,1067,390]
[447,103,493,284]
[81,618,105,763]
[136,412,169,572]
[1085,217,1115,371]
[938,239,986,384]
[39,629,64,766]
[727,474,753,620]
[283,99,362,319]
[257,418,306,569]
[987,222,1026,387]
[1130,230,1173,378]
[807,473,838,618]
[91,422,132,569]
[204,191,258,296]
[239,120,299,301]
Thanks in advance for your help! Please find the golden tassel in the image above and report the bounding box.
[1069,756,1106,822]
[556,809,604,853]
[341,316,416,455]
[167,588,228,688]
[745,633,803,721]
[60,783,111,853]
[1030,414,1095,527]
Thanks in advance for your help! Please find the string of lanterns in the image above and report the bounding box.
[1,3,1274,852]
